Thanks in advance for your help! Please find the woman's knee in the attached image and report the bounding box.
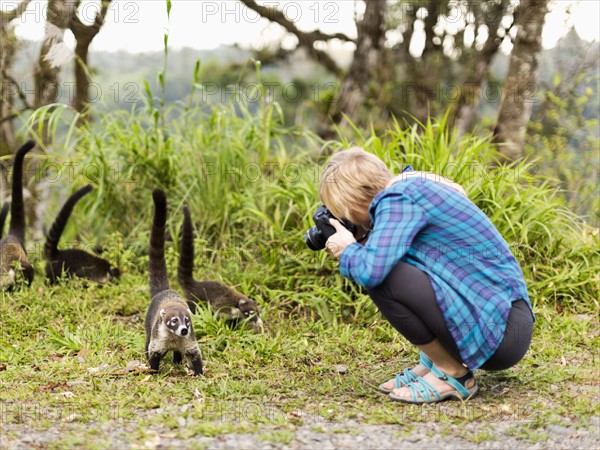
[366,283,390,308]
[367,261,434,305]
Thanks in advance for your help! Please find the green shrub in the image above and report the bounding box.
[28,84,598,319]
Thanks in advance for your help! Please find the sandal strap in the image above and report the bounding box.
[406,375,442,402]
[389,354,434,390]
[395,368,418,388]
[419,351,433,369]
[429,364,473,397]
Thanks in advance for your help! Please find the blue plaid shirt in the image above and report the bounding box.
[339,170,533,369]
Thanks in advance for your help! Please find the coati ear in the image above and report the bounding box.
[160,308,166,318]
[239,299,247,306]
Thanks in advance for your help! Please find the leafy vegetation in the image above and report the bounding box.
[1,71,598,445]
[28,73,598,315]
[526,31,600,225]
[8,30,599,223]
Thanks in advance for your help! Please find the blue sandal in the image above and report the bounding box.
[378,352,434,394]
[388,363,479,403]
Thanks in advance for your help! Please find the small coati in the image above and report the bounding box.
[44,184,120,284]
[0,202,10,238]
[0,140,35,290]
[178,205,263,331]
[145,189,203,376]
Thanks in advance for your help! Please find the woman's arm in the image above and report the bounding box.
[337,193,428,289]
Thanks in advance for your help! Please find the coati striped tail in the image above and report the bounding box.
[149,189,169,297]
[9,140,35,244]
[44,184,93,259]
[0,202,9,239]
[177,205,195,289]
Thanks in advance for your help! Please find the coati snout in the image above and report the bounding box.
[161,305,192,337]
[109,267,121,279]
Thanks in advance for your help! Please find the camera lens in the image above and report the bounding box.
[304,227,326,251]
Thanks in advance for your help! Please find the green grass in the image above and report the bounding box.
[1,270,598,446]
[9,76,599,446]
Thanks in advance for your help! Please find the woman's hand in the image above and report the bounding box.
[326,219,357,259]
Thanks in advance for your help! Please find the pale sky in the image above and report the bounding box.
[5,0,600,54]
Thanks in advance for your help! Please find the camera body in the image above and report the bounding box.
[304,205,357,251]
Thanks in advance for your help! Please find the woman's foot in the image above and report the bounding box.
[379,363,430,392]
[378,352,433,393]
[389,366,478,403]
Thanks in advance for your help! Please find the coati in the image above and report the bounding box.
[145,189,203,376]
[0,140,35,290]
[0,202,9,238]
[178,205,263,331]
[44,184,120,284]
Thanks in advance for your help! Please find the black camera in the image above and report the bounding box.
[304,205,357,251]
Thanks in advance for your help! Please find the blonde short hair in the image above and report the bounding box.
[319,147,392,223]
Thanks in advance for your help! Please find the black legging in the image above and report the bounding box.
[367,261,534,371]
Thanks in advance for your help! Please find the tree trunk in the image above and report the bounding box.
[70,0,111,125]
[334,0,389,125]
[30,0,75,239]
[394,0,452,124]
[0,32,17,156]
[34,0,75,111]
[73,38,92,118]
[493,0,549,161]
[453,0,509,135]
[0,0,31,156]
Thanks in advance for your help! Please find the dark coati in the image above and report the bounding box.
[145,189,203,376]
[178,205,263,331]
[44,184,120,284]
[0,202,10,238]
[0,140,35,290]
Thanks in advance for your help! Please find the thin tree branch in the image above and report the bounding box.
[239,0,347,75]
[70,0,111,37]
[1,70,33,110]
[0,0,31,23]
[0,113,22,124]
[239,0,354,42]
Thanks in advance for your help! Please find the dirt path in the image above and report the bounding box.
[2,415,598,449]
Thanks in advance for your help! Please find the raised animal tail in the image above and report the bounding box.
[9,140,35,244]
[44,184,93,259]
[149,189,169,297]
[0,202,10,239]
[178,205,195,289]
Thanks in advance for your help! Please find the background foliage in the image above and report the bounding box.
[7,28,599,226]
[30,74,599,318]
